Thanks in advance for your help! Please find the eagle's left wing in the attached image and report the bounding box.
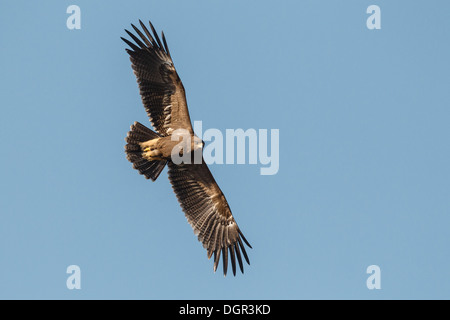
[121,21,194,136]
[168,161,252,276]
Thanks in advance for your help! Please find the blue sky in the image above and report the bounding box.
[1,0,449,299]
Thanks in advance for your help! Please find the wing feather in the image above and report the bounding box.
[234,243,244,274]
[222,247,228,276]
[168,161,251,276]
[122,21,193,136]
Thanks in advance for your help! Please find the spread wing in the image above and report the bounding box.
[121,20,193,136]
[168,161,252,276]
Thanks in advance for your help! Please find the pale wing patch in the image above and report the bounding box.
[163,104,173,133]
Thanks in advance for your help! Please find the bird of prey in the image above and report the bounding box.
[121,20,252,276]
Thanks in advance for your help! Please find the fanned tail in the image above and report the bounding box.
[125,122,167,181]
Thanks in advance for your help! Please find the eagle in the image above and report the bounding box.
[121,20,252,276]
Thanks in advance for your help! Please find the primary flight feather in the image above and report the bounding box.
[122,20,251,276]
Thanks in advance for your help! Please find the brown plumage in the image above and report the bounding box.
[122,20,251,276]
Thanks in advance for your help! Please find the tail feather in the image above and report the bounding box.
[125,122,167,181]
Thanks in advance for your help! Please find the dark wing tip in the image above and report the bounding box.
[148,20,164,49]
[238,237,250,266]
[138,19,157,47]
[222,247,228,277]
[213,249,221,273]
[229,245,237,276]
[214,232,251,276]
[161,31,171,58]
[122,20,171,58]
[238,229,252,249]
[235,243,244,274]
[125,29,146,49]
[121,36,139,52]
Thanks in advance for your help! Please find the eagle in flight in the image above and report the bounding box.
[122,20,251,276]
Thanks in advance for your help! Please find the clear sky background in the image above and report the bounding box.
[1,0,449,299]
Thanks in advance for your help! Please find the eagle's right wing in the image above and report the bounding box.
[122,20,194,136]
[168,160,252,276]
